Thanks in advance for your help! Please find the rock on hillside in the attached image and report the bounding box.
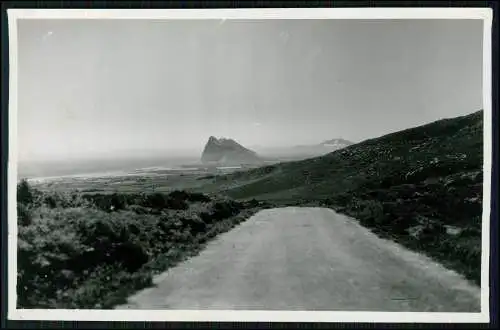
[201,136,262,166]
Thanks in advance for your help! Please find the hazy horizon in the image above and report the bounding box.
[17,19,483,163]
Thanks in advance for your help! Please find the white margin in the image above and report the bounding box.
[6,7,493,323]
[480,7,493,323]
[7,6,19,316]
[5,8,494,20]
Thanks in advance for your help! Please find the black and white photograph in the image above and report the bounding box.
[7,8,492,323]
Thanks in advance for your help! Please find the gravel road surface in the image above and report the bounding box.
[115,207,481,312]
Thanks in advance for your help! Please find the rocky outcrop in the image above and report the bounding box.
[201,136,261,165]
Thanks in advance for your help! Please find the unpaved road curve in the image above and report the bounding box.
[115,207,481,312]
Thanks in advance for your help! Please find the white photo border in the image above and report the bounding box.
[7,7,493,323]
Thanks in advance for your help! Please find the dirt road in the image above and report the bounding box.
[115,207,481,312]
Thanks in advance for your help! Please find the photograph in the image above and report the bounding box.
[7,8,492,323]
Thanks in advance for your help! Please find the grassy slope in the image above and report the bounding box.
[196,110,484,284]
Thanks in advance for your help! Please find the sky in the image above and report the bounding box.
[17,18,484,162]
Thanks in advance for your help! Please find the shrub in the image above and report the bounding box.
[17,203,32,226]
[17,179,34,205]
[145,192,168,209]
[16,188,262,308]
[128,204,151,214]
[353,199,385,225]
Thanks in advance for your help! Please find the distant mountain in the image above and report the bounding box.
[291,138,354,155]
[201,136,262,166]
[320,138,354,148]
[253,138,354,160]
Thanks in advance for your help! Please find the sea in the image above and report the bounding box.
[17,155,203,183]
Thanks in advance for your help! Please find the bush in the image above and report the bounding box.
[169,190,209,203]
[16,188,263,308]
[197,175,215,180]
[17,179,34,205]
[17,203,32,226]
[351,199,385,226]
[179,212,207,236]
[128,204,151,214]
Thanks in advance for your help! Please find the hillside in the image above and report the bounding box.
[196,110,484,284]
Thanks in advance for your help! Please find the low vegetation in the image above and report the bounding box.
[16,180,266,309]
[206,110,485,285]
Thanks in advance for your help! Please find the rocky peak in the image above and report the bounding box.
[201,136,261,165]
